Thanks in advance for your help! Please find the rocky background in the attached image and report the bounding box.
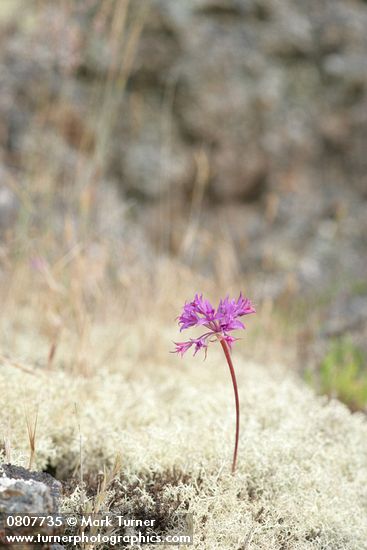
[0,0,366,397]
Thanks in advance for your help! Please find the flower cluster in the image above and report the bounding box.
[173,293,255,357]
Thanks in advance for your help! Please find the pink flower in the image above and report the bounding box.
[172,292,256,473]
[173,293,255,356]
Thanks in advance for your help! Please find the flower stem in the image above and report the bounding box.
[220,339,240,474]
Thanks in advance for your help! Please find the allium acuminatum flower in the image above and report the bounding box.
[174,293,255,357]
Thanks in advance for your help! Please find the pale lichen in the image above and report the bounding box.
[1,342,366,549]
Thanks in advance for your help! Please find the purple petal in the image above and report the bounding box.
[192,337,208,356]
[172,340,193,356]
[174,293,255,357]
[178,294,217,331]
[223,319,245,331]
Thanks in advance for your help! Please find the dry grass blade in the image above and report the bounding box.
[2,435,12,463]
[74,403,86,507]
[47,340,58,370]
[0,355,41,377]
[93,453,123,518]
[25,406,39,471]
[180,149,210,258]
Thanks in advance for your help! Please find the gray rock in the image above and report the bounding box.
[0,465,62,512]
[0,476,54,514]
[0,168,18,233]
[0,467,63,549]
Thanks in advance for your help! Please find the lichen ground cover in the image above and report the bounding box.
[1,332,367,549]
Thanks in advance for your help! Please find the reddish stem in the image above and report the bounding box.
[220,339,240,474]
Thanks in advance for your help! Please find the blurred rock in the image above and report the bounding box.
[0,476,53,514]
[323,295,367,336]
[0,0,367,292]
[2,0,365,205]
[0,465,63,549]
[321,293,367,354]
[0,167,18,233]
[0,465,62,511]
